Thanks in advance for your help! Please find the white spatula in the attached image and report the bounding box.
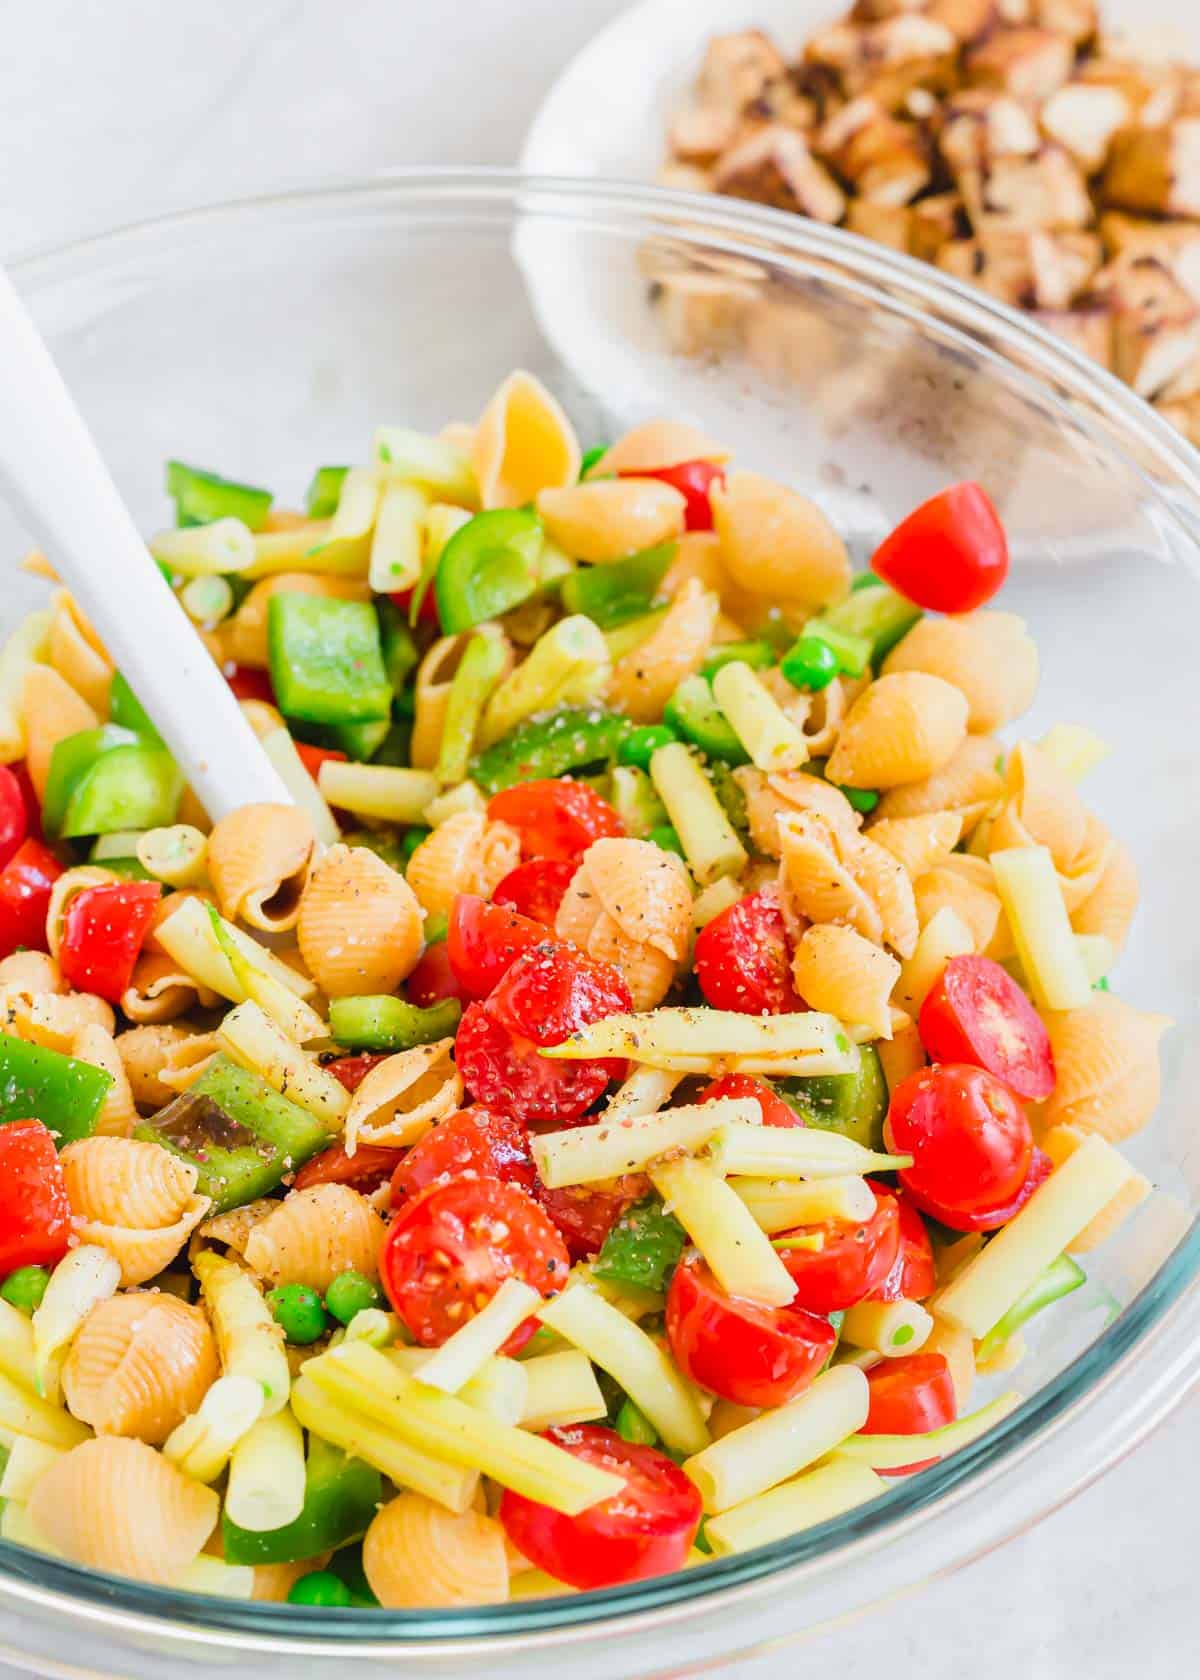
[0,265,294,823]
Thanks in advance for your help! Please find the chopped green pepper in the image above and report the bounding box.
[664,676,748,765]
[434,509,543,633]
[821,582,922,664]
[618,724,678,771]
[108,673,162,742]
[610,765,669,837]
[305,466,350,521]
[222,1435,383,1566]
[398,826,430,865]
[342,830,409,872]
[649,823,685,858]
[267,594,392,725]
[166,460,273,531]
[0,1033,113,1145]
[436,632,508,786]
[376,598,418,699]
[975,1254,1086,1364]
[578,444,610,479]
[294,717,393,763]
[471,706,633,793]
[136,1056,332,1213]
[326,1542,380,1607]
[708,759,749,835]
[778,1044,887,1150]
[560,542,675,630]
[59,741,182,840]
[328,994,461,1053]
[615,1397,658,1446]
[701,639,775,679]
[43,725,136,836]
[594,1195,687,1294]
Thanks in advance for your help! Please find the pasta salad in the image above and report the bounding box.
[0,372,1168,1608]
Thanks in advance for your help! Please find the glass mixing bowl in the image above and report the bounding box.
[1,170,1198,1680]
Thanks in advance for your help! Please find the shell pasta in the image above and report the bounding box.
[0,385,1168,1610]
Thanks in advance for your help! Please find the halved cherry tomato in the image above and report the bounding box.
[666,1253,835,1408]
[492,859,576,928]
[405,940,466,1009]
[0,765,28,874]
[777,1184,901,1314]
[0,1119,72,1276]
[862,1352,957,1475]
[293,1140,404,1193]
[446,895,551,998]
[870,482,1008,614]
[886,1063,1033,1221]
[693,886,801,1015]
[698,1072,802,1129]
[499,1425,701,1589]
[487,778,624,863]
[380,1177,569,1350]
[536,1175,649,1261]
[390,586,440,629]
[903,1145,1052,1233]
[390,1105,536,1203]
[58,879,161,1003]
[624,460,725,533]
[294,741,348,784]
[489,941,631,1047]
[869,1191,935,1303]
[0,839,62,959]
[919,954,1055,1101]
[225,665,276,704]
[323,1053,391,1093]
[8,764,41,842]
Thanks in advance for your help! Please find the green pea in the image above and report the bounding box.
[780,635,839,692]
[325,1269,384,1326]
[578,443,611,479]
[615,1396,658,1446]
[618,723,678,771]
[649,824,685,858]
[838,785,880,815]
[400,825,430,864]
[851,571,881,592]
[287,1570,354,1608]
[0,1266,50,1316]
[1093,974,1110,992]
[268,1283,329,1346]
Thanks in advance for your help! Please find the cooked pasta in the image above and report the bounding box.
[587,421,727,478]
[882,611,1038,734]
[115,1023,201,1110]
[1041,993,1171,1144]
[826,672,968,790]
[227,574,372,669]
[46,590,114,714]
[1071,838,1139,954]
[243,1184,387,1293]
[404,811,520,920]
[871,732,1005,832]
[536,479,685,563]
[473,371,578,509]
[777,811,917,958]
[609,579,720,723]
[363,1492,509,1608]
[869,812,963,881]
[20,662,98,800]
[791,924,899,1040]
[342,1038,462,1152]
[555,838,691,1010]
[711,471,850,610]
[297,843,424,995]
[62,1292,219,1443]
[206,803,315,934]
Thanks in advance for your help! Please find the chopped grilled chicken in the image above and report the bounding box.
[818,98,933,204]
[1041,83,1130,172]
[1032,302,1115,368]
[926,0,1012,47]
[1093,253,1200,396]
[669,31,788,160]
[655,273,757,358]
[714,125,846,221]
[804,15,958,108]
[845,200,916,250]
[1103,120,1200,218]
[1153,391,1200,444]
[1032,0,1099,45]
[911,191,968,259]
[1098,213,1200,306]
[938,90,1040,175]
[966,28,1075,101]
[658,162,715,193]
[1076,58,1181,125]
[937,227,1099,306]
[957,146,1093,229]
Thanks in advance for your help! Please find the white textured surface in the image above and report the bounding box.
[0,2,1196,1676]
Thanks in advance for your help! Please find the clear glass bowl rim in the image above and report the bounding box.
[4,166,1199,1657]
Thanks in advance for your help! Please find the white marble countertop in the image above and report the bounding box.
[0,2,1196,1675]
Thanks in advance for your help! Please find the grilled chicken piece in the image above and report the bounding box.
[937,227,1099,307]
[845,200,916,250]
[938,90,1040,175]
[926,0,1011,47]
[818,98,932,204]
[911,191,968,259]
[655,273,757,357]
[1103,121,1200,219]
[1032,0,1098,45]
[1099,211,1200,282]
[966,29,1075,102]
[1153,391,1200,445]
[1077,59,1181,126]
[669,31,788,161]
[957,146,1093,230]
[1032,301,1114,368]
[1092,252,1200,396]
[804,15,958,109]
[1041,84,1130,173]
[714,125,846,221]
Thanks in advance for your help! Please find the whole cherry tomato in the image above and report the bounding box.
[902,1145,1052,1233]
[698,1072,803,1129]
[390,1105,536,1203]
[294,1140,404,1193]
[0,839,63,959]
[499,1425,701,1589]
[862,1352,957,1475]
[58,880,161,1003]
[886,1063,1033,1221]
[0,764,29,873]
[446,895,551,998]
[380,1177,568,1350]
[666,1253,835,1408]
[492,859,577,928]
[777,1184,901,1314]
[870,482,1008,613]
[405,940,466,1009]
[693,887,801,1015]
[869,1191,935,1303]
[536,1175,649,1261]
[624,460,725,533]
[487,778,624,862]
[0,1119,73,1276]
[919,954,1055,1101]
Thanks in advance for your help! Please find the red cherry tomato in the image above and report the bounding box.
[8,764,41,842]
[225,665,276,704]
[0,1119,72,1276]
[0,839,63,959]
[862,1352,957,1474]
[389,586,440,629]
[625,460,725,533]
[887,1063,1033,1221]
[492,859,576,928]
[903,1145,1052,1233]
[488,941,631,1046]
[870,1191,935,1303]
[870,482,1008,614]
[536,1175,649,1261]
[918,955,1055,1101]
[323,1053,391,1093]
[487,778,624,863]
[666,1253,835,1408]
[777,1184,901,1314]
[405,940,466,1009]
[693,887,801,1015]
[499,1425,701,1589]
[58,880,161,1004]
[0,765,29,873]
[446,895,551,998]
[293,741,347,784]
[698,1072,802,1129]
[293,1140,404,1193]
[380,1177,569,1350]
[391,1105,536,1203]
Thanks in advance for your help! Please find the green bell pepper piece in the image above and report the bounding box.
[305,466,350,521]
[61,743,183,840]
[593,1195,687,1294]
[975,1254,1086,1364]
[43,725,137,837]
[820,583,922,665]
[664,676,748,765]
[328,994,461,1053]
[701,638,775,680]
[166,460,273,531]
[471,706,633,793]
[90,856,156,882]
[268,594,392,726]
[342,830,409,872]
[649,823,685,857]
[778,1044,887,1150]
[559,542,675,630]
[326,1542,380,1607]
[707,759,749,835]
[108,673,162,743]
[578,444,610,479]
[295,717,393,763]
[0,1033,113,1145]
[434,509,543,633]
[222,1435,382,1566]
[376,597,418,696]
[136,1055,332,1213]
[615,1397,658,1446]
[610,765,669,836]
